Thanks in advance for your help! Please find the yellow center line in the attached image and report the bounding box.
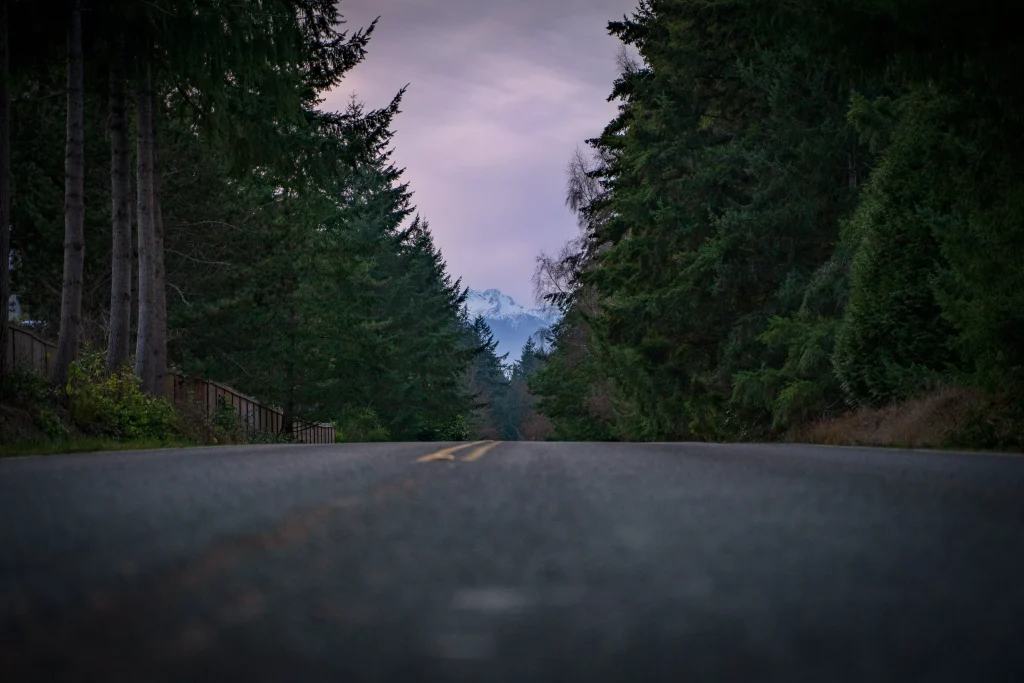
[461,441,502,462]
[416,441,488,463]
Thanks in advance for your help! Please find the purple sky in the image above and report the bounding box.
[321,0,637,304]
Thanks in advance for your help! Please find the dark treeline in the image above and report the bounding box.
[0,0,502,442]
[465,326,549,441]
[533,0,1024,447]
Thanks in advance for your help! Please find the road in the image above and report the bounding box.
[2,441,1023,681]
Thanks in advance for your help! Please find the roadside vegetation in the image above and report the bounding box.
[792,388,1024,452]
[5,1,1015,453]
[0,1,525,452]
[0,349,301,456]
[529,0,1024,451]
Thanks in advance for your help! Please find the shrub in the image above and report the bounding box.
[439,414,471,441]
[35,407,70,440]
[336,408,391,443]
[946,396,1024,452]
[2,368,53,407]
[66,351,179,440]
[0,369,69,441]
[413,413,471,442]
[212,397,242,442]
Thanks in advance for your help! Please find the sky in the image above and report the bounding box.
[321,0,638,305]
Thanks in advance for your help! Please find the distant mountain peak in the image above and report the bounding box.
[464,287,560,361]
[465,288,559,326]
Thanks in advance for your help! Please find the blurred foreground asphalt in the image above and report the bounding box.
[2,441,1023,681]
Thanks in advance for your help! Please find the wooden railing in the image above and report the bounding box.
[4,325,334,444]
[163,373,335,444]
[5,325,55,379]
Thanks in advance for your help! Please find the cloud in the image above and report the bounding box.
[325,0,638,303]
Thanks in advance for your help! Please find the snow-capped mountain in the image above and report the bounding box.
[465,288,559,362]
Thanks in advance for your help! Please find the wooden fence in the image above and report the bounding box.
[5,325,56,379]
[4,325,334,444]
[163,373,335,444]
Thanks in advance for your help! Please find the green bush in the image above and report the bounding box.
[35,407,70,439]
[2,368,53,406]
[0,369,69,440]
[946,398,1024,452]
[213,398,238,432]
[336,408,391,443]
[67,351,179,440]
[439,414,471,441]
[210,397,243,443]
[413,413,471,442]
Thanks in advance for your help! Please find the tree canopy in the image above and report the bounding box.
[2,0,488,441]
[532,0,1024,448]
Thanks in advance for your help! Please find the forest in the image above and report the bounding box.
[531,0,1024,449]
[3,0,1021,452]
[0,0,533,449]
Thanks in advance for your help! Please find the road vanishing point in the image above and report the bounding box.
[2,441,1023,681]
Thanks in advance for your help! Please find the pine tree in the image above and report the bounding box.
[167,97,475,440]
[134,58,159,393]
[463,316,509,439]
[535,0,1024,443]
[0,0,11,391]
[105,34,131,372]
[52,0,86,391]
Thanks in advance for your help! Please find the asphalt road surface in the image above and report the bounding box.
[2,441,1023,681]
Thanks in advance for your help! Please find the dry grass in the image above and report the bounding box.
[791,387,986,449]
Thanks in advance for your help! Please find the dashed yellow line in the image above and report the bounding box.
[416,441,487,463]
[460,441,502,462]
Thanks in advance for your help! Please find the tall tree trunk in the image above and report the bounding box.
[106,43,132,372]
[52,0,85,390]
[281,295,297,436]
[134,58,156,393]
[0,0,12,394]
[151,136,167,396]
[130,179,138,339]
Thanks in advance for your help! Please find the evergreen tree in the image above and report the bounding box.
[104,33,131,372]
[4,4,479,442]
[169,103,476,440]
[134,58,160,393]
[51,0,85,390]
[0,0,11,391]
[534,0,1024,442]
[463,315,509,439]
[496,337,550,441]
[530,308,617,442]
